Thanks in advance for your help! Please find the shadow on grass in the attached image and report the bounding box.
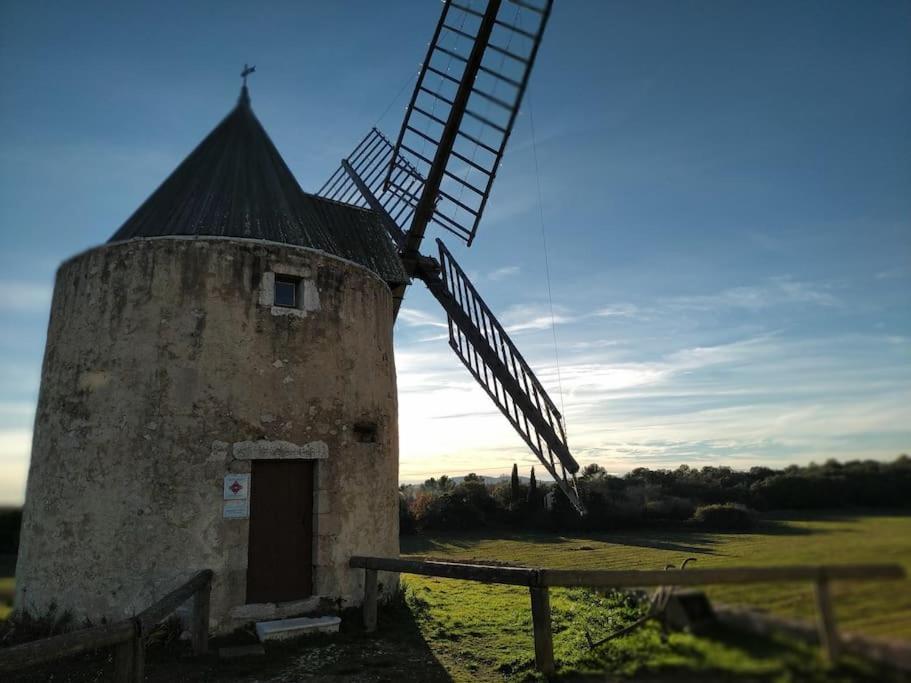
[753,519,842,536]
[401,515,860,561]
[402,528,725,559]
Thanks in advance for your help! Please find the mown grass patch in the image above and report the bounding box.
[401,576,900,682]
[402,512,911,640]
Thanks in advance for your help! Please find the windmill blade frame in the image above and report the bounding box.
[424,239,585,513]
[315,0,584,513]
[389,0,553,248]
[318,128,424,247]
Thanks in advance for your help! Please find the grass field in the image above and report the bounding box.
[399,511,911,681]
[1,512,908,681]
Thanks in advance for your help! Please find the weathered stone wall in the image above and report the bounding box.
[15,237,399,631]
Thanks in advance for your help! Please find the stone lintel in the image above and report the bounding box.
[232,439,328,461]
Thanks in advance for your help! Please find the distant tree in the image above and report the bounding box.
[399,493,416,534]
[580,463,606,480]
[402,455,911,536]
[527,467,538,506]
[510,463,521,506]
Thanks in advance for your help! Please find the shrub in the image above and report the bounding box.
[399,493,416,535]
[410,481,497,531]
[0,603,74,647]
[689,503,758,531]
[644,496,696,521]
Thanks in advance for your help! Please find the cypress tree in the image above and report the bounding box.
[510,463,520,506]
[527,466,537,505]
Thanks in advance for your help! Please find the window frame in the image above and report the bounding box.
[273,274,301,309]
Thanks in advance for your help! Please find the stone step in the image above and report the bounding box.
[255,615,341,642]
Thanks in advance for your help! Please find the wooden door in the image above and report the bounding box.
[246,460,314,603]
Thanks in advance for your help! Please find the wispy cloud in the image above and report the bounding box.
[569,339,622,350]
[417,333,450,343]
[593,304,641,318]
[668,276,838,311]
[875,268,909,281]
[0,281,52,312]
[394,300,911,479]
[496,300,641,333]
[398,308,447,329]
[488,265,520,281]
[500,303,575,333]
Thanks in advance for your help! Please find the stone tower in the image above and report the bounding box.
[15,86,406,631]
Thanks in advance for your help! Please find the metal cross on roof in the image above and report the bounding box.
[241,64,256,86]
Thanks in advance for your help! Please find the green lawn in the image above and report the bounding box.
[1,513,907,681]
[399,512,911,681]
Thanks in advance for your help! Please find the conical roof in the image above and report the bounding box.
[108,86,407,285]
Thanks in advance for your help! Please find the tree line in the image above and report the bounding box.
[399,455,911,534]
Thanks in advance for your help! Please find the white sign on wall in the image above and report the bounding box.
[223,498,250,519]
[223,473,250,519]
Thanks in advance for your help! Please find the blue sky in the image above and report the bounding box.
[1,0,909,503]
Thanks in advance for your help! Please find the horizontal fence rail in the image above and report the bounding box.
[351,555,907,675]
[350,556,904,588]
[0,569,213,681]
[0,620,137,673]
[538,564,905,587]
[352,555,538,586]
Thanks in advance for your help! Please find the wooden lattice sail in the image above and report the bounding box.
[317,0,585,513]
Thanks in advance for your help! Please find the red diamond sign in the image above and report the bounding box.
[224,473,250,501]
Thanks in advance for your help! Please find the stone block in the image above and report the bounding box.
[255,616,340,641]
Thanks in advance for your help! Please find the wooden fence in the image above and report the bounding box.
[350,556,906,675]
[0,569,212,681]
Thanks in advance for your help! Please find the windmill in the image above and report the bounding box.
[318,0,585,514]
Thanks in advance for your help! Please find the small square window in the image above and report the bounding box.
[274,275,300,308]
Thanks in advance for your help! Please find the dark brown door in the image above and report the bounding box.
[246,460,314,603]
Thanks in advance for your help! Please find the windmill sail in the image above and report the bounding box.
[317,128,424,247]
[421,239,585,513]
[316,1,580,512]
[389,0,554,247]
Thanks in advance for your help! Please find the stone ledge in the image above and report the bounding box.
[232,439,328,461]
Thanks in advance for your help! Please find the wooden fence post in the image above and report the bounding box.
[814,577,840,664]
[113,618,143,683]
[133,636,146,683]
[191,580,211,655]
[112,638,134,682]
[529,586,555,675]
[364,569,378,632]
[113,626,144,683]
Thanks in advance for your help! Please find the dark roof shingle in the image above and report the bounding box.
[108,87,407,285]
